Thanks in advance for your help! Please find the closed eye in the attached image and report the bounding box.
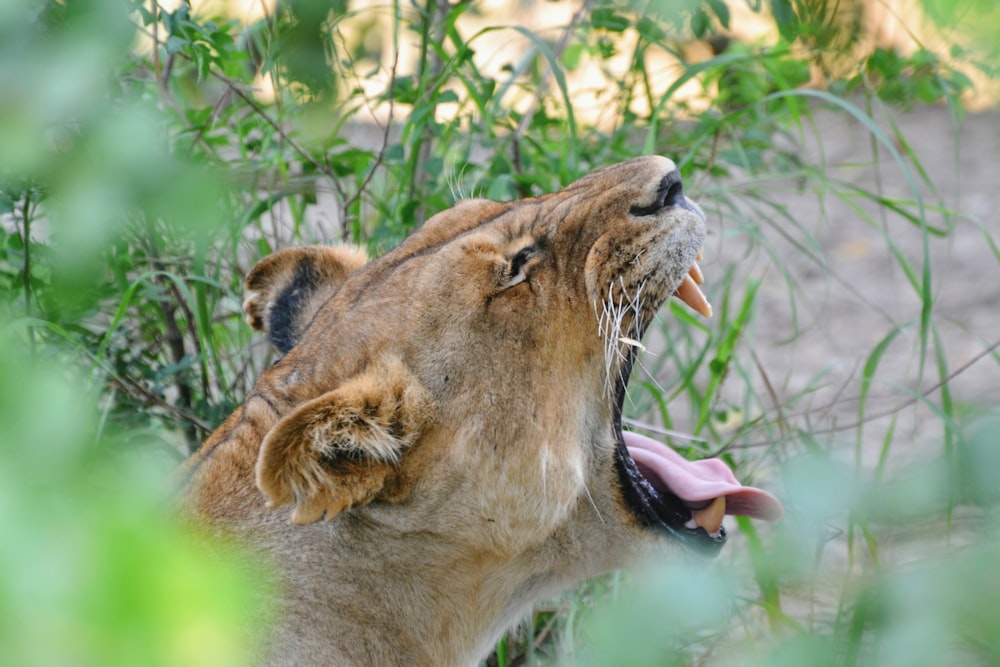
[504,245,535,289]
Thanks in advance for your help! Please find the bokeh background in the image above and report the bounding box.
[2,1,999,665]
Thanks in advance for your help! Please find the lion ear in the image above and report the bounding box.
[243,245,368,354]
[256,356,435,524]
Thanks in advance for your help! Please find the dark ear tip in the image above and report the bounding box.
[242,245,369,352]
[242,293,266,332]
[243,251,285,293]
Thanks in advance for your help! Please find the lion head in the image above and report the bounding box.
[240,155,779,549]
[185,155,781,665]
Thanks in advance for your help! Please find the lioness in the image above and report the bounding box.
[179,156,782,666]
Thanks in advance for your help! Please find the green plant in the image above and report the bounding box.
[2,0,999,665]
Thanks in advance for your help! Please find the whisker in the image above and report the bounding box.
[582,483,605,525]
[621,417,707,444]
[633,353,667,397]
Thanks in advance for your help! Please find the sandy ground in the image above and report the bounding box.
[697,104,1000,462]
[674,103,1000,652]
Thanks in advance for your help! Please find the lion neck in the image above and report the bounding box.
[182,369,637,666]
[257,496,622,667]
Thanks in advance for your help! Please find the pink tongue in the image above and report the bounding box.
[624,431,783,521]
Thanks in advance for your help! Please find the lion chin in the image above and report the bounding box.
[178,156,782,667]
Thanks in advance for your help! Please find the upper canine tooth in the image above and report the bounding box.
[693,496,726,534]
[674,274,713,319]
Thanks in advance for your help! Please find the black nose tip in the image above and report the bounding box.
[661,173,685,209]
[660,172,687,208]
[629,171,686,217]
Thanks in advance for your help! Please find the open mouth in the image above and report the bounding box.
[612,258,783,555]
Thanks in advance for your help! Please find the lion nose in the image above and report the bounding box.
[660,169,705,220]
[660,171,686,209]
[629,169,689,217]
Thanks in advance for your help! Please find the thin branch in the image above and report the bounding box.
[339,47,400,243]
[510,1,591,179]
[752,348,789,440]
[20,190,35,353]
[151,0,160,89]
[207,67,335,180]
[184,87,232,158]
[107,369,214,438]
[405,0,451,225]
[141,227,204,450]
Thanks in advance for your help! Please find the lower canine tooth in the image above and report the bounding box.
[689,261,704,285]
[693,496,726,534]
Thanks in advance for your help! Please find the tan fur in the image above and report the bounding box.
[243,245,369,353]
[180,156,709,666]
[257,355,436,524]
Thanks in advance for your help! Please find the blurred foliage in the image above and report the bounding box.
[1,0,261,664]
[572,412,1000,667]
[1,0,998,664]
[920,0,1000,68]
[0,316,263,666]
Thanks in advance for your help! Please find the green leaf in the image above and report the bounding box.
[691,8,710,39]
[165,35,187,54]
[239,194,287,228]
[707,0,731,28]
[436,89,460,105]
[770,0,798,42]
[562,43,586,70]
[384,144,404,162]
[392,75,419,105]
[0,192,14,215]
[591,8,630,32]
[635,16,666,43]
[422,156,444,177]
[860,326,903,410]
[330,148,376,177]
